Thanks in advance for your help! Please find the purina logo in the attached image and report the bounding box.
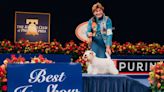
[7,64,82,92]
[114,59,164,75]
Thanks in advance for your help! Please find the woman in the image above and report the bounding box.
[87,2,113,58]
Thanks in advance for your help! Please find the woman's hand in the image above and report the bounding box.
[106,46,112,55]
[87,32,93,44]
[88,32,93,38]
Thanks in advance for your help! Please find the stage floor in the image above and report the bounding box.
[82,73,150,92]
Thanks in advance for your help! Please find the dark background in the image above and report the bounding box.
[0,0,163,45]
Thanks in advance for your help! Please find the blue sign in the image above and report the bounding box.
[7,63,82,92]
[15,11,50,43]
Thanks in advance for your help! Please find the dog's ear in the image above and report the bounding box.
[93,51,96,56]
[90,51,96,56]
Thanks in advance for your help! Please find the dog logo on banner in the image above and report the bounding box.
[26,19,39,36]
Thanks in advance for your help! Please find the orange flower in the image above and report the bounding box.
[157,61,163,66]
[155,74,160,79]
[160,70,164,74]
[157,82,161,88]
[161,75,164,79]
[149,80,153,84]
[3,59,8,65]
[150,65,155,71]
[156,65,160,69]
[1,77,7,82]
[156,70,160,73]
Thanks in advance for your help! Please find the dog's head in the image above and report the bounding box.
[82,50,96,61]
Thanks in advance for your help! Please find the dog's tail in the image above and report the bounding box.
[105,52,119,74]
[105,52,111,59]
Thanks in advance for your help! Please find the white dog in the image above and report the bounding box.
[82,50,119,75]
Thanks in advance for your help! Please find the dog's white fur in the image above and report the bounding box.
[82,50,119,75]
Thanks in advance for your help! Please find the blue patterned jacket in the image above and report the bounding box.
[87,15,113,46]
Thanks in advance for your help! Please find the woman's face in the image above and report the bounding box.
[93,8,104,18]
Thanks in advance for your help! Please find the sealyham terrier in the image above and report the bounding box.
[82,50,119,75]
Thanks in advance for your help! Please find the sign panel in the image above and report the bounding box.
[7,63,82,92]
[15,11,50,43]
[114,59,164,75]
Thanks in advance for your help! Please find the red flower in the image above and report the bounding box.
[0,67,5,78]
[34,59,39,63]
[1,85,7,91]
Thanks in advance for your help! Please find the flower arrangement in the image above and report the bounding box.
[0,54,53,92]
[0,39,164,73]
[111,41,164,55]
[148,61,164,92]
[0,39,164,91]
[0,39,164,55]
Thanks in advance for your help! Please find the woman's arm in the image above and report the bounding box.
[106,17,113,46]
[106,17,113,55]
[86,19,93,43]
[86,19,93,37]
